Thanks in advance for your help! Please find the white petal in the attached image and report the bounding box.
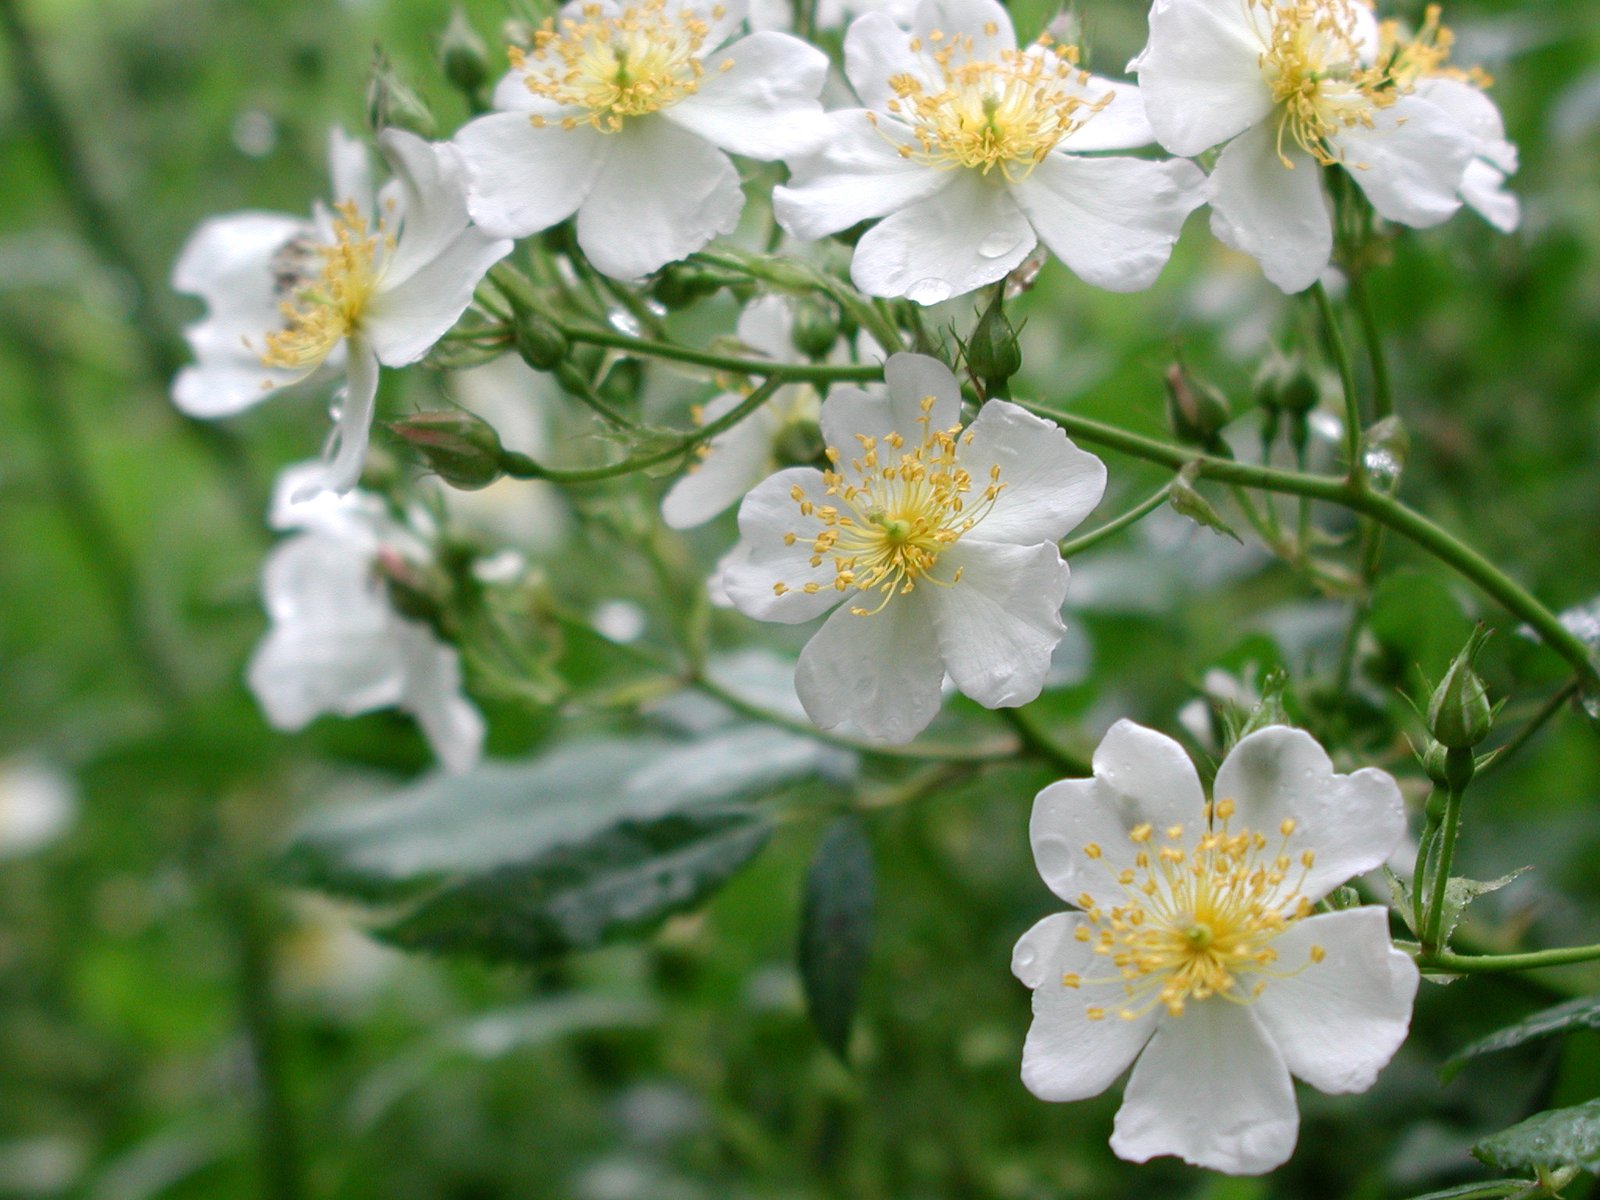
[724,467,848,623]
[1253,908,1419,1095]
[1057,76,1155,152]
[1129,0,1272,156]
[455,111,610,239]
[736,294,797,359]
[1212,725,1405,903]
[1334,94,1472,229]
[1012,153,1203,292]
[327,127,373,216]
[1029,720,1205,906]
[1015,912,1159,1101]
[701,0,751,47]
[843,11,934,110]
[366,227,512,366]
[816,356,959,455]
[661,392,785,528]
[794,591,945,742]
[1414,77,1516,171]
[394,622,486,773]
[1110,1001,1299,1175]
[956,400,1107,543]
[575,118,743,279]
[664,32,828,159]
[1207,121,1333,294]
[1460,159,1521,233]
[882,352,962,429]
[377,130,475,289]
[913,0,1014,56]
[315,338,380,495]
[773,111,950,241]
[172,361,303,419]
[850,172,1036,304]
[929,540,1068,708]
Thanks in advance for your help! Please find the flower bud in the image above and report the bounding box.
[513,309,569,371]
[366,53,436,138]
[966,289,1022,396]
[375,546,445,626]
[439,7,491,96]
[774,418,825,467]
[389,409,505,491]
[790,300,841,360]
[649,263,722,310]
[1165,362,1231,448]
[1428,626,1494,750]
[1253,353,1320,417]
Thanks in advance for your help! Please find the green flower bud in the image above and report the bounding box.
[1428,626,1494,750]
[790,300,841,360]
[513,309,569,371]
[1165,362,1231,448]
[649,263,722,310]
[366,52,436,138]
[774,418,825,467]
[966,288,1022,396]
[1421,740,1452,790]
[389,409,505,491]
[439,7,491,96]
[1253,352,1320,417]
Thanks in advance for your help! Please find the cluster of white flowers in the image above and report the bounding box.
[167,0,1517,1172]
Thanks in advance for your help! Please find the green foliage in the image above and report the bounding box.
[797,815,875,1060]
[1445,995,1600,1083]
[1474,1099,1600,1174]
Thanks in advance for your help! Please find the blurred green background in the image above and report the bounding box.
[2,0,1599,1195]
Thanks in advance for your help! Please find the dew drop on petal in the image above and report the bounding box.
[905,277,953,305]
[977,229,1025,259]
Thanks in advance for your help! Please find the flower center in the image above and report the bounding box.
[1254,0,1391,167]
[770,394,1005,613]
[1376,4,1486,91]
[514,0,725,133]
[1063,799,1325,1022]
[869,30,1111,180]
[260,201,387,372]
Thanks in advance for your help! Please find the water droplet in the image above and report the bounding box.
[977,230,1023,259]
[1362,447,1403,492]
[905,277,953,306]
[1014,945,1037,969]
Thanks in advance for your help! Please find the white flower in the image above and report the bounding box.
[247,464,486,773]
[773,0,1205,304]
[749,0,916,34]
[454,0,829,280]
[1014,720,1418,1175]
[0,759,77,858]
[662,295,875,528]
[1130,0,1510,293]
[172,128,512,493]
[723,352,1106,742]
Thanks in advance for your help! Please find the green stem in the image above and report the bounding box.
[1000,707,1090,776]
[1015,401,1600,690]
[1058,483,1171,557]
[1418,942,1600,975]
[1348,269,1394,420]
[1311,280,1364,473]
[1422,780,1465,951]
[557,321,883,384]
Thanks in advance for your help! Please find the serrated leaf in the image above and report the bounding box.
[798,816,875,1060]
[1169,465,1242,543]
[376,806,773,961]
[1438,869,1531,946]
[1473,1098,1600,1173]
[1444,994,1600,1082]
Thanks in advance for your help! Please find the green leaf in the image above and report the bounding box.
[1444,994,1600,1082]
[1169,464,1242,543]
[1397,1182,1540,1200]
[798,816,875,1060]
[1386,867,1528,954]
[1473,1098,1600,1173]
[377,806,773,961]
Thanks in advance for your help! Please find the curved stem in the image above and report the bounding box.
[1058,483,1171,557]
[1418,942,1600,975]
[1311,280,1364,472]
[557,321,883,383]
[1348,269,1394,420]
[1000,707,1090,776]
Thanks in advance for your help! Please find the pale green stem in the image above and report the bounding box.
[1058,483,1171,557]
[1312,280,1364,473]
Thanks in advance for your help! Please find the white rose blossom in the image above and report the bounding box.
[1131,0,1516,293]
[246,464,486,773]
[749,0,916,35]
[454,0,829,280]
[172,128,512,494]
[723,352,1106,743]
[1014,720,1419,1175]
[662,294,877,529]
[772,0,1205,305]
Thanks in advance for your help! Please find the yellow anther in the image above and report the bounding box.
[1083,843,1102,859]
[1309,944,1326,963]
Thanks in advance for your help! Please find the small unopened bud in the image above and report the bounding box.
[367,52,436,138]
[1253,353,1320,417]
[790,300,841,360]
[1422,740,1452,790]
[967,288,1022,396]
[390,409,505,490]
[774,418,824,467]
[439,7,490,96]
[1165,362,1231,448]
[649,263,722,310]
[513,309,569,371]
[375,546,444,625]
[1428,626,1494,750]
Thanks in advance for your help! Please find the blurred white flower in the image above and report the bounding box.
[1015,720,1418,1174]
[723,352,1105,742]
[774,0,1204,304]
[172,128,511,493]
[247,464,485,772]
[0,759,76,858]
[748,0,915,34]
[454,0,828,279]
[1131,0,1511,292]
